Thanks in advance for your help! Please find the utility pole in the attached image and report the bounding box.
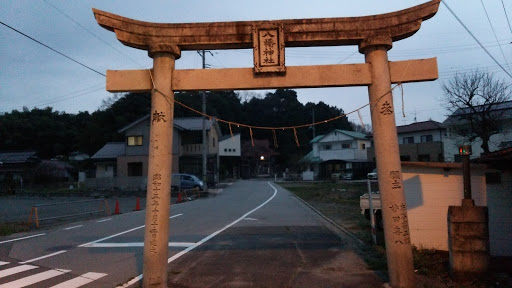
[312,108,316,138]
[201,50,207,190]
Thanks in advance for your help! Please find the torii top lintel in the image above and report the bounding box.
[92,0,440,54]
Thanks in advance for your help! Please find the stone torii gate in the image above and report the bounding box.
[93,1,440,287]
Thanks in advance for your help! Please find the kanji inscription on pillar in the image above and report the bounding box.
[380,101,393,115]
[149,173,162,254]
[152,110,167,123]
[388,202,411,244]
[389,170,402,190]
[253,25,285,73]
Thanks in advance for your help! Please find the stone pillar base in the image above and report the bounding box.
[448,199,490,280]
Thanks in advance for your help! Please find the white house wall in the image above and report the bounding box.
[443,129,512,162]
[486,169,512,256]
[401,165,487,252]
[318,148,366,161]
[314,131,369,161]
[398,129,444,145]
[219,134,241,156]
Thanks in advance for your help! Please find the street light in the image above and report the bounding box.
[260,156,265,161]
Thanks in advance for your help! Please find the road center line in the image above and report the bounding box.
[117,182,278,288]
[97,218,112,223]
[85,242,195,248]
[0,233,45,245]
[78,213,183,247]
[63,225,83,230]
[20,250,67,264]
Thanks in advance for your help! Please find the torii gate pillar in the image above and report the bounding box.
[360,38,415,287]
[143,44,180,288]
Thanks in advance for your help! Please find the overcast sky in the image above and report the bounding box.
[1,0,511,127]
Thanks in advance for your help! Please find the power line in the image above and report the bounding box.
[480,0,510,74]
[502,0,512,35]
[0,20,106,77]
[41,0,144,69]
[441,0,512,79]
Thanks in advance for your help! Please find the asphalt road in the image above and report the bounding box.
[0,180,384,287]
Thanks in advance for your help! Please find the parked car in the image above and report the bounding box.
[367,168,378,179]
[171,173,204,191]
[341,170,353,180]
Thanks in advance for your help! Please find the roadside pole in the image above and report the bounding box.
[367,179,377,245]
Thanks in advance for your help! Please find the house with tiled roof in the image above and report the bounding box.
[300,129,371,179]
[88,116,221,190]
[91,142,125,178]
[442,100,512,161]
[367,120,446,163]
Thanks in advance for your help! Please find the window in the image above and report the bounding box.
[322,144,332,150]
[418,154,430,162]
[127,136,143,146]
[400,155,411,161]
[361,143,366,150]
[224,148,228,152]
[420,134,433,143]
[403,137,414,144]
[342,143,351,149]
[127,162,143,176]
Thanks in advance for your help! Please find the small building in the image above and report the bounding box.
[219,133,241,180]
[443,101,512,161]
[367,120,446,163]
[474,147,512,256]
[91,142,125,178]
[88,116,221,190]
[300,129,371,179]
[0,151,40,193]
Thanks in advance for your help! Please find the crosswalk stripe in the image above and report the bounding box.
[49,272,107,288]
[0,262,8,266]
[0,269,70,288]
[0,264,38,278]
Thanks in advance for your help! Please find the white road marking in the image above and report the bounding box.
[86,242,195,248]
[0,234,45,245]
[243,217,258,221]
[0,261,9,266]
[97,218,112,223]
[63,225,83,230]
[117,182,278,288]
[49,272,107,288]
[78,213,183,247]
[0,269,70,288]
[0,264,38,278]
[20,250,67,264]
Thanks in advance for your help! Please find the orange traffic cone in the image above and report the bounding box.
[177,191,182,203]
[114,200,120,214]
[134,197,141,211]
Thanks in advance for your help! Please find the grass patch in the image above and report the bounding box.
[278,181,463,282]
[0,222,30,236]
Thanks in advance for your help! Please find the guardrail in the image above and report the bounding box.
[28,198,111,228]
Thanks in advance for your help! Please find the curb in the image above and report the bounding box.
[291,194,365,245]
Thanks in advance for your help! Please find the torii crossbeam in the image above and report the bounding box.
[93,1,440,287]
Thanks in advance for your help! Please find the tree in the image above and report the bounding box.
[442,70,511,154]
